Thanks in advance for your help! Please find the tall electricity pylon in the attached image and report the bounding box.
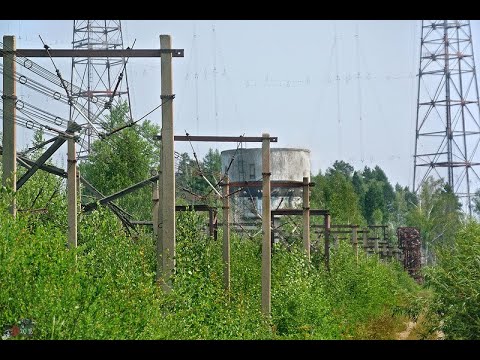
[69,20,132,157]
[413,20,480,215]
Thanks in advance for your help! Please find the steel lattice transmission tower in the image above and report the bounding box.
[413,20,480,215]
[69,20,133,157]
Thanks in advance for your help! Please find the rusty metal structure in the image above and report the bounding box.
[397,227,423,283]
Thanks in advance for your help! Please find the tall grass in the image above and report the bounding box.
[0,203,420,339]
[424,221,480,339]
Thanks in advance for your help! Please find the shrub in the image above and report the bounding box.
[424,221,480,339]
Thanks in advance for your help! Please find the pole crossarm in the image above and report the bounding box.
[272,209,330,216]
[155,135,278,143]
[0,49,184,58]
[220,180,315,188]
[82,175,159,212]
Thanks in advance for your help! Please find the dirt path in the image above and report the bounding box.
[397,321,417,340]
[396,318,445,340]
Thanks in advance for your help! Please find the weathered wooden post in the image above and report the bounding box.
[76,167,82,218]
[222,177,231,292]
[67,131,77,248]
[160,35,175,290]
[324,214,331,271]
[261,133,271,315]
[2,35,16,217]
[156,140,163,282]
[302,176,310,261]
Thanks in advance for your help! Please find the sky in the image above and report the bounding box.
[1,20,480,189]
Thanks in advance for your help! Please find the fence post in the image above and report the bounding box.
[302,177,310,261]
[261,133,272,316]
[324,214,331,271]
[222,177,230,293]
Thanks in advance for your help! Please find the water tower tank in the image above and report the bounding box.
[220,148,311,221]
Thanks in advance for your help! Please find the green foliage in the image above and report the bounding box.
[0,205,164,339]
[271,247,337,339]
[1,126,429,340]
[1,129,67,228]
[406,177,462,263]
[364,181,385,224]
[391,184,417,228]
[0,198,420,339]
[473,189,480,216]
[327,160,354,178]
[175,148,222,205]
[424,221,480,339]
[323,242,419,338]
[311,166,365,225]
[311,162,405,227]
[79,102,160,220]
[158,211,271,339]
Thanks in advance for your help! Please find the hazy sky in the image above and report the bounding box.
[1,20,480,189]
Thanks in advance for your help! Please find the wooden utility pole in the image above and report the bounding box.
[156,147,163,282]
[261,133,271,315]
[2,35,16,217]
[302,176,310,261]
[222,177,231,292]
[67,130,77,248]
[324,214,331,271]
[76,167,81,210]
[160,35,175,290]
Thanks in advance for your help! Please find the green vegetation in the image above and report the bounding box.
[1,104,477,339]
[424,222,480,339]
[79,102,161,220]
[0,199,419,339]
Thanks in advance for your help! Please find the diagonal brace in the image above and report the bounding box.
[83,175,159,212]
[16,122,81,190]
[16,137,67,190]
[1,145,134,229]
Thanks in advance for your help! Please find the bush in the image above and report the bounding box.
[0,205,164,339]
[424,221,480,339]
[0,202,420,339]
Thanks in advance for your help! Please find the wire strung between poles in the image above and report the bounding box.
[0,39,108,109]
[100,97,170,138]
[39,35,102,138]
[184,131,223,198]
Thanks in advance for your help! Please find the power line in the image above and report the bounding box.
[333,23,342,160]
[355,23,365,162]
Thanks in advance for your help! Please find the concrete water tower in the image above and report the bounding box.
[220,148,311,222]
